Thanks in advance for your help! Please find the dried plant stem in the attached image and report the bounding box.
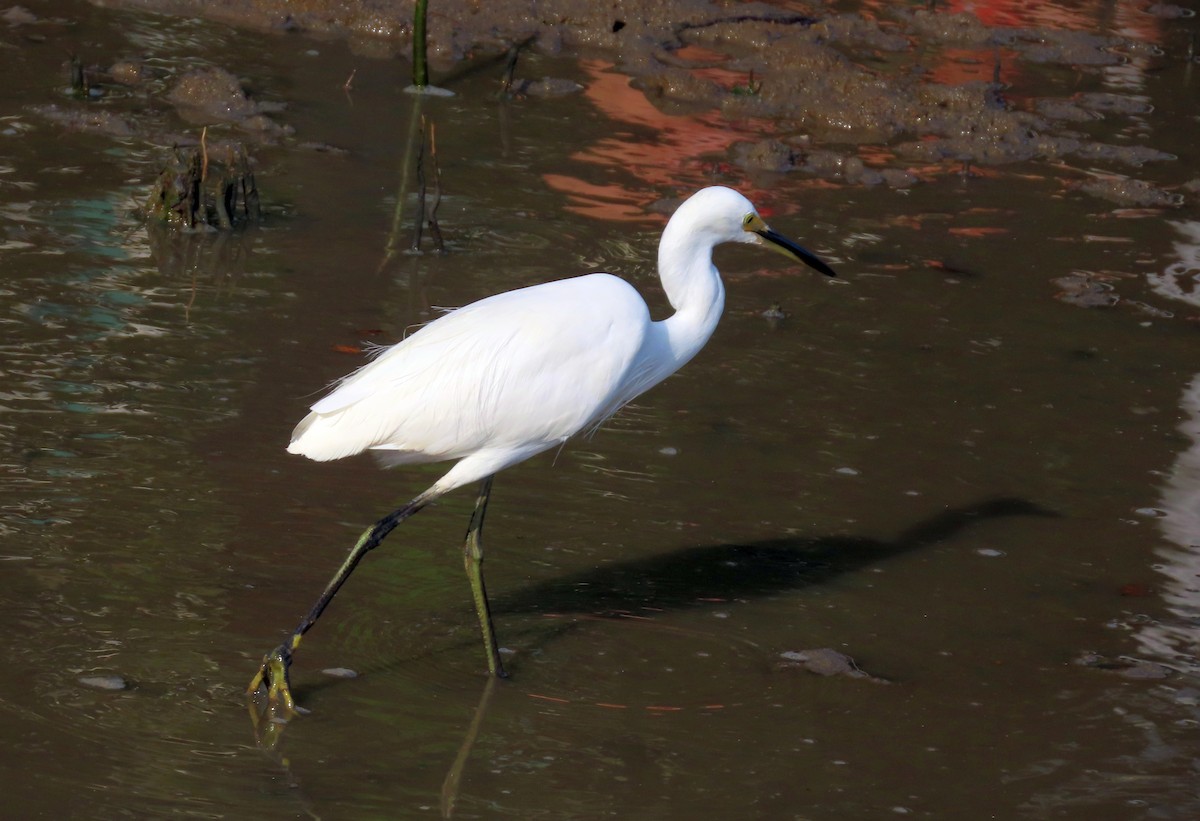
[200,126,210,182]
[427,120,445,253]
[410,116,427,252]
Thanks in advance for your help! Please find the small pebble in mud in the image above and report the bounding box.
[881,168,918,188]
[509,77,583,97]
[1119,663,1173,680]
[658,446,678,456]
[78,674,128,691]
[1147,4,1195,19]
[731,139,796,173]
[321,667,358,679]
[761,304,787,321]
[32,104,134,138]
[297,141,350,156]
[834,467,859,476]
[1077,177,1183,208]
[108,60,146,86]
[2,5,37,25]
[778,649,889,683]
[1036,99,1097,123]
[1075,92,1153,116]
[1054,275,1119,308]
[1075,652,1174,679]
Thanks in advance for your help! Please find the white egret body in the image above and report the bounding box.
[250,186,836,714]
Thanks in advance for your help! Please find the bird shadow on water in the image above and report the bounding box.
[493,495,1055,620]
[252,495,1056,809]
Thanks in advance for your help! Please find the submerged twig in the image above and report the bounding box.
[411,115,427,252]
[214,145,232,230]
[380,94,424,271]
[500,41,521,96]
[199,126,209,182]
[427,119,445,253]
[68,52,85,97]
[240,150,261,222]
[498,34,538,97]
[381,107,447,268]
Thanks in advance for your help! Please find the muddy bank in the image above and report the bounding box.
[53,0,1191,204]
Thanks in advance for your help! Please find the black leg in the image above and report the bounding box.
[248,489,437,713]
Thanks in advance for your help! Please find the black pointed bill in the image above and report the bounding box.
[756,227,837,278]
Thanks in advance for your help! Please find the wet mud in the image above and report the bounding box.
[70,0,1193,207]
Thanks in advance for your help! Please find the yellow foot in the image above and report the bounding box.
[247,645,307,748]
[247,645,300,716]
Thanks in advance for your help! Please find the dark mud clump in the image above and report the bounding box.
[1077,177,1184,208]
[167,66,290,137]
[144,143,262,230]
[31,50,291,146]
[732,139,916,188]
[30,104,135,138]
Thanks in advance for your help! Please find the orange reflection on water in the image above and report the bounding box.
[540,175,648,222]
[950,0,1166,46]
[857,0,1166,41]
[926,46,1023,86]
[542,59,778,222]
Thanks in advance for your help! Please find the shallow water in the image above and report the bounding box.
[2,1,1200,818]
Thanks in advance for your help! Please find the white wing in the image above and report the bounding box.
[288,274,652,470]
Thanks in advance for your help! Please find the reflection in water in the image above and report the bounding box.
[440,676,497,819]
[145,222,258,322]
[542,59,778,222]
[1148,221,1200,309]
[1024,352,1200,812]
[856,0,1171,44]
[1141,375,1200,671]
[1139,221,1200,672]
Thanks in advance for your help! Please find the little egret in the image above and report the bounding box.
[248,186,836,713]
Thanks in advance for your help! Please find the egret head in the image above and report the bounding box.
[675,186,837,278]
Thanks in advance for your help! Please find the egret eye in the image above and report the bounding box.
[743,213,754,226]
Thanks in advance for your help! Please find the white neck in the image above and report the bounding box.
[652,216,726,373]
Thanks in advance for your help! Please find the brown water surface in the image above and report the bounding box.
[2,1,1200,818]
